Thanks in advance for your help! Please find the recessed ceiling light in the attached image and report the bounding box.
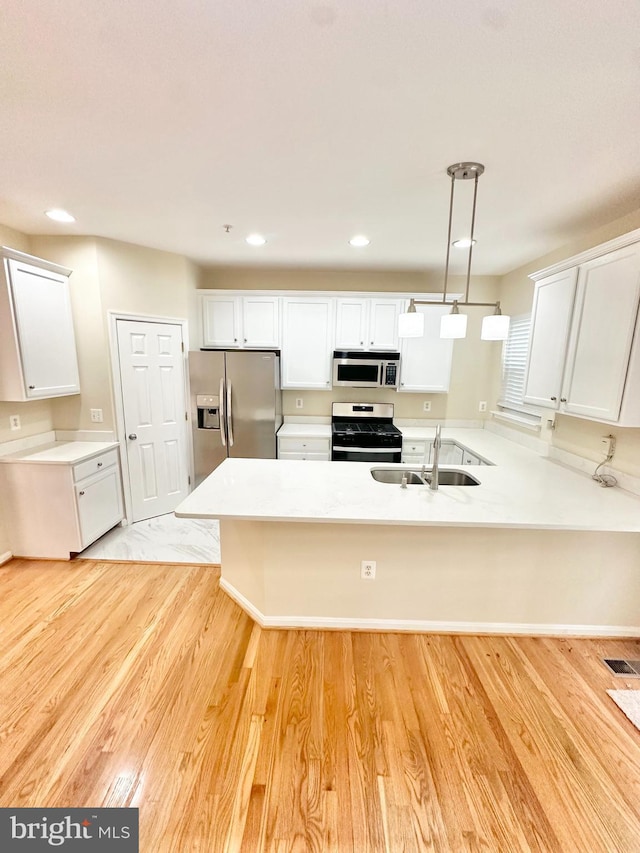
[349,235,370,247]
[245,233,266,246]
[45,208,76,223]
[452,238,477,249]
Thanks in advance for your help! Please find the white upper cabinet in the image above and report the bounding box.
[335,297,402,351]
[281,297,335,389]
[524,268,578,409]
[398,303,453,392]
[526,237,640,426]
[562,245,640,423]
[201,294,279,348]
[0,248,80,401]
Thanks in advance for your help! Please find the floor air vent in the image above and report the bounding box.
[603,659,640,677]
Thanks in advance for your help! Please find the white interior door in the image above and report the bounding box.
[116,319,189,522]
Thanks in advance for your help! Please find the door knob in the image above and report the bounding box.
[128,433,138,440]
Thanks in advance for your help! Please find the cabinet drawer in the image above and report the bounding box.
[403,441,427,455]
[278,451,329,461]
[72,448,119,483]
[278,437,330,454]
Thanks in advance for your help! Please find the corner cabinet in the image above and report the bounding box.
[0,247,80,401]
[525,240,640,425]
[398,303,453,392]
[281,297,335,389]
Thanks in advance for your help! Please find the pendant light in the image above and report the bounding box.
[398,162,510,342]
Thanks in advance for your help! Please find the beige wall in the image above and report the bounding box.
[0,229,199,557]
[200,267,502,420]
[496,207,640,474]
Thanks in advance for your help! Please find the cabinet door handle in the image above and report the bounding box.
[560,397,567,403]
[128,433,137,440]
[550,396,557,401]
[244,338,247,343]
[97,462,103,467]
[28,385,35,390]
[79,490,85,496]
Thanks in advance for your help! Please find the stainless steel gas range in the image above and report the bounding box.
[331,402,402,463]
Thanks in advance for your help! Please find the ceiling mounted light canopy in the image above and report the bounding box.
[398,162,510,342]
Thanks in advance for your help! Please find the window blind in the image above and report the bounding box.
[498,314,532,410]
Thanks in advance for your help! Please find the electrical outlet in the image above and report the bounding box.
[9,414,21,431]
[90,408,104,423]
[361,560,376,580]
[295,398,303,409]
[601,435,616,456]
[478,401,487,413]
[423,401,431,412]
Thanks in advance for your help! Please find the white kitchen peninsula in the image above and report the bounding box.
[175,430,640,637]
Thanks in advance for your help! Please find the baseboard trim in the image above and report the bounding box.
[218,579,640,637]
[0,550,13,566]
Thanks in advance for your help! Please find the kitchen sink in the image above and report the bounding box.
[370,467,480,486]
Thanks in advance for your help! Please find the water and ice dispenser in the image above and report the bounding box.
[196,395,220,430]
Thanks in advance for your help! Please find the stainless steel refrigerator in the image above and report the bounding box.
[189,350,282,485]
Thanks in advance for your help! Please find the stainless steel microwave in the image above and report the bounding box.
[332,350,400,388]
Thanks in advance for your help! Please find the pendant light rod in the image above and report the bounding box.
[464,171,480,303]
[441,171,456,305]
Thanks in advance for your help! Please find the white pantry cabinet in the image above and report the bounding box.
[335,298,402,351]
[281,297,335,389]
[201,294,280,348]
[0,445,124,559]
[398,303,454,392]
[0,247,80,401]
[525,239,640,425]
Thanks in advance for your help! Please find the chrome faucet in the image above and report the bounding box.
[422,423,441,490]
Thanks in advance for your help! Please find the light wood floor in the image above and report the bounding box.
[2,560,640,852]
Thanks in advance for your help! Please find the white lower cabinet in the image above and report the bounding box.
[278,436,330,461]
[0,446,124,559]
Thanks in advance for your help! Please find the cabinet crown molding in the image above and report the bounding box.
[529,228,640,281]
[1,246,73,278]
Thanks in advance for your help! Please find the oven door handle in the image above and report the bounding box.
[332,446,402,453]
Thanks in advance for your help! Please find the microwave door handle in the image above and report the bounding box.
[226,381,234,447]
[219,378,227,447]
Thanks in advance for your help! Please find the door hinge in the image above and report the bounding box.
[181,341,184,353]
[185,411,188,421]
[188,475,191,485]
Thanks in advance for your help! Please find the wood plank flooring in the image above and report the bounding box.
[1,559,640,851]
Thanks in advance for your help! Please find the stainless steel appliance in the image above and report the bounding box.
[331,402,402,462]
[189,350,282,485]
[332,350,400,389]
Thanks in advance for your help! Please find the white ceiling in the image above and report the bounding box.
[1,0,640,275]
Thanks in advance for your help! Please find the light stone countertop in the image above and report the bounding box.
[277,423,331,438]
[176,428,640,532]
[0,441,120,465]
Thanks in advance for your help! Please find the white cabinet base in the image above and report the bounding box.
[0,448,124,560]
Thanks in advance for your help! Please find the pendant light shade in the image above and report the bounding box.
[440,308,468,339]
[481,312,510,341]
[398,299,425,338]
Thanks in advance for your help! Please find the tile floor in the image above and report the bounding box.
[78,513,221,564]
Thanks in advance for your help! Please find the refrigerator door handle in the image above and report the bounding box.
[219,377,227,447]
[227,381,234,446]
